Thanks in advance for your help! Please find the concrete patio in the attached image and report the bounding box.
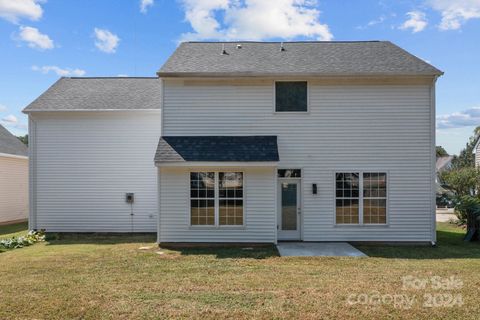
[276,242,367,257]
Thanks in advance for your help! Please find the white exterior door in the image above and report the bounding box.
[277,180,301,240]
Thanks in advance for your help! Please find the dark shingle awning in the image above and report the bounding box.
[154,136,279,164]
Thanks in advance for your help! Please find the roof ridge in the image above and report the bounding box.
[183,40,383,44]
[67,77,158,79]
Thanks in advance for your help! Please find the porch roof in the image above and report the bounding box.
[154,136,279,164]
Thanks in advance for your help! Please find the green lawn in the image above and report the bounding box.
[0,223,479,319]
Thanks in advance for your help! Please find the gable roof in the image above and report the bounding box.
[23,77,161,112]
[158,41,443,78]
[0,124,28,157]
[436,156,453,172]
[155,136,279,163]
[473,137,480,154]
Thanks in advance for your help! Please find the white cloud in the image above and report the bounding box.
[179,0,333,41]
[428,0,480,30]
[17,26,54,50]
[1,114,27,131]
[400,11,428,33]
[0,104,7,112]
[0,0,42,23]
[437,107,480,129]
[140,0,154,13]
[94,28,120,53]
[117,74,129,77]
[32,65,86,77]
[2,114,18,124]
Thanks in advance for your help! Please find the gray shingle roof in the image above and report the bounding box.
[158,41,443,77]
[23,77,161,112]
[0,124,28,157]
[155,136,279,163]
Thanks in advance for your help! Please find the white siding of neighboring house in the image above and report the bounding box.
[0,156,28,224]
[476,143,480,168]
[161,79,436,242]
[29,111,161,232]
[158,166,276,243]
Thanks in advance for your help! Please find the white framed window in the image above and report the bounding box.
[335,172,387,225]
[190,171,244,226]
[274,81,308,112]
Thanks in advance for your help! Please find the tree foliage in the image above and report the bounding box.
[450,126,480,170]
[436,146,449,158]
[17,134,28,146]
[440,167,480,197]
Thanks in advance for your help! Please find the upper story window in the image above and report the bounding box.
[275,81,308,112]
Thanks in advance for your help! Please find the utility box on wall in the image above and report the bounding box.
[126,193,134,203]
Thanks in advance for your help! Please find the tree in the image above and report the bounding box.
[454,196,480,241]
[436,146,449,158]
[17,134,28,146]
[450,126,480,170]
[440,167,480,198]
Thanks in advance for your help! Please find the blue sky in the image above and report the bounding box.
[1,0,479,154]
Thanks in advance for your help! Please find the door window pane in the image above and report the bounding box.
[281,183,297,230]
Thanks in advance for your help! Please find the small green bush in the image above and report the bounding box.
[0,230,45,250]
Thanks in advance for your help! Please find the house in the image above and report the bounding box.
[0,124,28,225]
[473,138,480,167]
[23,41,443,243]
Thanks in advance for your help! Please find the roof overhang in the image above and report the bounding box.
[157,72,444,78]
[154,136,280,165]
[473,138,480,154]
[0,152,28,160]
[156,161,278,167]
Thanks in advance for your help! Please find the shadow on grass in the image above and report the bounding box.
[163,245,279,259]
[356,224,480,259]
[0,221,28,237]
[45,232,157,245]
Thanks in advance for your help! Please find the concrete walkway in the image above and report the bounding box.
[276,242,367,257]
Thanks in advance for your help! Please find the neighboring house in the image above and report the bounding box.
[473,138,480,167]
[23,41,443,243]
[435,155,453,208]
[0,124,28,225]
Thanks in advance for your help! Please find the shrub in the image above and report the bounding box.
[0,230,45,250]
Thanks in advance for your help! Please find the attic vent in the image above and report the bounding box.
[237,44,242,49]
[280,42,286,52]
[221,43,228,55]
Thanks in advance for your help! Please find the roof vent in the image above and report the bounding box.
[237,44,242,49]
[280,42,286,52]
[221,43,228,55]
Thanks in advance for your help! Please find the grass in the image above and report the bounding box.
[0,223,479,319]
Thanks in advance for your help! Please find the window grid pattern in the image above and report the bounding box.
[219,172,243,225]
[363,173,387,224]
[190,172,215,225]
[335,173,360,224]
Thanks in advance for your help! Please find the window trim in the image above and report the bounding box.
[273,80,310,114]
[188,170,246,228]
[333,171,389,227]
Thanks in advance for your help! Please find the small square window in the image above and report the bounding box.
[275,82,307,112]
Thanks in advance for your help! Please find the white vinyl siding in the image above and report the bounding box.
[476,143,480,168]
[0,156,28,224]
[30,111,161,232]
[162,79,434,242]
[159,167,276,243]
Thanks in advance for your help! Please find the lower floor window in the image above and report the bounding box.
[335,172,387,224]
[190,171,244,226]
